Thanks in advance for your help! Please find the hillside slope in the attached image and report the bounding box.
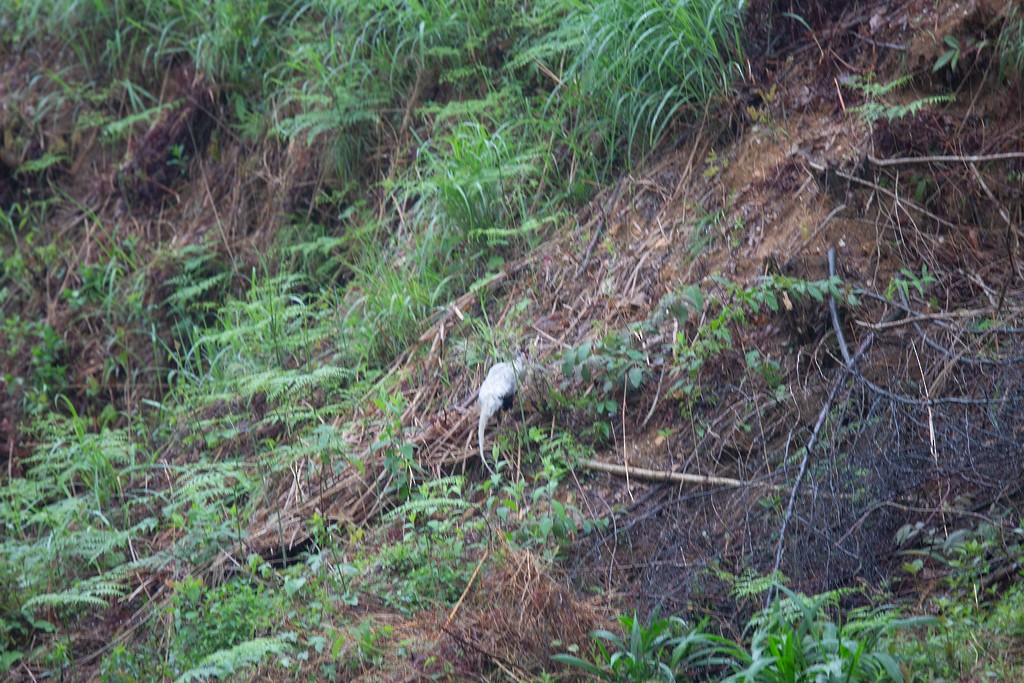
[2,0,1024,680]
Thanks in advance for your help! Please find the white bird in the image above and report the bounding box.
[477,350,527,474]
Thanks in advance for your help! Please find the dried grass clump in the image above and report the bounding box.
[440,546,605,678]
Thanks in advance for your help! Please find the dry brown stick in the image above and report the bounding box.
[640,366,666,430]
[867,152,1024,167]
[417,272,507,343]
[444,547,489,629]
[620,374,631,499]
[580,458,746,488]
[529,324,572,349]
[853,311,969,331]
[828,248,853,366]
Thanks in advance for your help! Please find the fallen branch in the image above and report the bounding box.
[770,380,844,587]
[828,247,853,367]
[580,458,745,488]
[770,247,878,589]
[445,547,488,630]
[867,152,1024,167]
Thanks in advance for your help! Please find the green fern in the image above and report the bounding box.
[166,462,254,514]
[174,635,293,683]
[101,101,178,141]
[22,575,128,616]
[164,242,232,321]
[78,518,158,566]
[241,365,360,403]
[746,586,860,631]
[726,568,791,602]
[845,74,955,124]
[384,496,472,523]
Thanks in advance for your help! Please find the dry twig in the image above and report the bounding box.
[580,458,746,488]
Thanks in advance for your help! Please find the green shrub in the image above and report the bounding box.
[166,576,286,673]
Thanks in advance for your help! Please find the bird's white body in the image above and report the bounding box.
[477,352,526,473]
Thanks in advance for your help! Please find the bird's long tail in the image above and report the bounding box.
[478,410,495,475]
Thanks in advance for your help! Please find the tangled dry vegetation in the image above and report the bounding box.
[2,0,1024,680]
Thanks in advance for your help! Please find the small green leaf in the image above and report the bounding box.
[284,576,306,597]
[551,654,612,679]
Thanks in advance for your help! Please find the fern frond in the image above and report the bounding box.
[166,462,254,513]
[22,576,127,615]
[384,496,472,522]
[240,364,359,403]
[174,635,293,683]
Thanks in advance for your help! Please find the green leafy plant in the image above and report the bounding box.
[884,265,936,302]
[490,427,605,554]
[558,584,933,683]
[165,575,288,676]
[669,275,854,408]
[0,315,66,413]
[846,75,954,124]
[0,416,157,658]
[369,507,476,613]
[561,327,651,398]
[175,634,294,682]
[372,389,420,503]
[745,349,784,392]
[415,118,553,246]
[554,611,731,682]
[897,518,1024,596]
[934,34,990,74]
[934,35,963,73]
[724,585,933,682]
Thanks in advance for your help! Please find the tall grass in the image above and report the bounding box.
[998,4,1024,83]
[531,0,745,173]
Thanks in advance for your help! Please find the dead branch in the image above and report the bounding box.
[445,548,489,629]
[580,458,746,488]
[828,248,853,367]
[772,248,879,582]
[867,152,1024,167]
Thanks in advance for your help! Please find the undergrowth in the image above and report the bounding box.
[3,0,1024,680]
